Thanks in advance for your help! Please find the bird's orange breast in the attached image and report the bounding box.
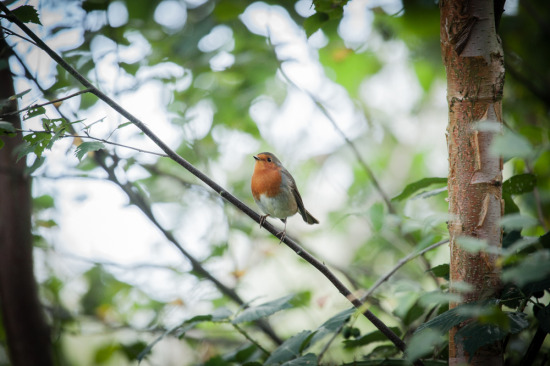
[251,164,282,200]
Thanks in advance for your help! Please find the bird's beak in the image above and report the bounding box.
[253,155,259,161]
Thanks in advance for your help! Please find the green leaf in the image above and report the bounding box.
[343,327,401,348]
[406,328,446,362]
[116,121,134,130]
[11,5,41,25]
[503,194,520,214]
[416,302,488,334]
[457,312,528,361]
[456,236,489,253]
[392,177,447,202]
[535,305,550,334]
[75,141,105,161]
[265,330,313,365]
[502,250,550,286]
[503,173,537,195]
[0,121,16,133]
[368,202,385,232]
[82,0,109,12]
[311,307,355,343]
[94,343,119,363]
[26,156,45,175]
[303,12,329,38]
[120,341,148,361]
[500,213,538,231]
[10,89,31,100]
[341,360,447,366]
[33,194,55,210]
[490,131,535,160]
[428,264,450,280]
[232,295,295,324]
[24,105,46,120]
[281,353,318,366]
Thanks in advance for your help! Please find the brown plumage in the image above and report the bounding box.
[251,152,318,241]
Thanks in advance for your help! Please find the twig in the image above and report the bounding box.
[0,5,419,360]
[0,88,92,118]
[18,128,168,157]
[319,239,448,362]
[6,41,285,346]
[271,45,438,286]
[92,150,283,345]
[360,239,448,302]
[0,25,37,46]
[233,323,270,356]
[274,61,397,215]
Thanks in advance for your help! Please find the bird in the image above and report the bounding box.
[251,152,319,242]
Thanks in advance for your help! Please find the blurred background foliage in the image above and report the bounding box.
[1,0,549,364]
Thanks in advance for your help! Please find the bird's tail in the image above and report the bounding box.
[300,209,319,225]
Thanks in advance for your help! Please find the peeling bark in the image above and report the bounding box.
[440,0,505,364]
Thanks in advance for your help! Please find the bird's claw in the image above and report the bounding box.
[259,214,269,228]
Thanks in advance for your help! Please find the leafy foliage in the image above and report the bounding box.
[0,0,548,365]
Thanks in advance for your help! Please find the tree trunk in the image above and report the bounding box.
[440,0,505,365]
[0,31,53,365]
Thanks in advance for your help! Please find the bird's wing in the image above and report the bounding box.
[281,169,308,221]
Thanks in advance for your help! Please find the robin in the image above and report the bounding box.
[251,152,319,241]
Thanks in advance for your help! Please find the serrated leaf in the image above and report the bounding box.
[392,177,447,202]
[12,5,41,25]
[232,295,294,324]
[74,141,105,161]
[265,330,313,365]
[0,121,16,133]
[503,173,536,195]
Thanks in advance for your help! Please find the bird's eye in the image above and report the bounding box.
[267,157,272,162]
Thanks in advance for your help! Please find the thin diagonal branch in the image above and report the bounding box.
[6,39,285,346]
[360,239,449,303]
[0,88,93,118]
[0,5,420,360]
[276,65,397,214]
[318,239,448,362]
[93,150,283,345]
